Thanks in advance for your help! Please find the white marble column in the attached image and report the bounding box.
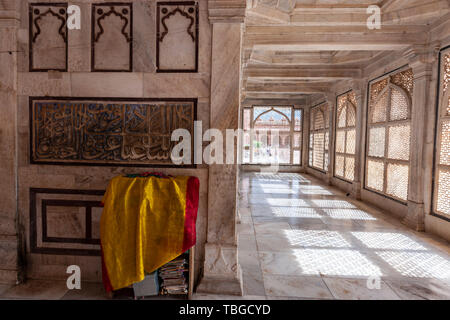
[325,92,336,185]
[196,0,245,295]
[302,105,310,170]
[402,47,436,231]
[351,79,367,200]
[0,1,19,284]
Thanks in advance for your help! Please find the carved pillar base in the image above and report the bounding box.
[402,201,425,232]
[197,4,246,296]
[401,47,435,233]
[196,243,243,295]
[352,182,362,200]
[326,174,333,186]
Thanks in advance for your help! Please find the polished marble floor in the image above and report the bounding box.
[1,172,449,300]
[228,172,450,300]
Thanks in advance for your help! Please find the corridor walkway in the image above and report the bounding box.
[1,172,449,300]
[232,172,450,300]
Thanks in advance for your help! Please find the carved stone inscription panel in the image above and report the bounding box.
[92,3,133,71]
[30,98,196,166]
[29,3,68,71]
[157,1,198,72]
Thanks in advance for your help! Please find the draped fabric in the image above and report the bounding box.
[100,175,199,292]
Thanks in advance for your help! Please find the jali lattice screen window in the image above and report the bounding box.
[432,47,450,219]
[242,106,302,165]
[365,68,414,202]
[335,91,357,182]
[309,103,330,171]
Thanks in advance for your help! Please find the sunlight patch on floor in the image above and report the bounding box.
[284,229,351,248]
[292,248,384,277]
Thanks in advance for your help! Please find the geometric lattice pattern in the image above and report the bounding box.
[284,230,351,248]
[439,121,450,165]
[433,49,450,217]
[444,53,450,93]
[334,91,357,182]
[346,130,356,154]
[314,109,325,129]
[367,160,384,191]
[388,125,411,161]
[335,155,345,177]
[448,96,450,115]
[336,131,346,153]
[390,69,414,96]
[345,156,355,181]
[390,88,409,121]
[322,208,376,220]
[366,68,413,201]
[372,90,388,123]
[386,163,409,201]
[347,95,357,126]
[368,127,385,157]
[351,232,426,250]
[309,103,330,171]
[375,251,450,279]
[436,169,450,215]
[313,133,325,169]
[292,249,383,277]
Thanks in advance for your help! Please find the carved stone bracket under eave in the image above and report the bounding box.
[403,44,441,76]
[208,0,246,23]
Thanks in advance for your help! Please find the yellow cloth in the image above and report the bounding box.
[100,175,190,290]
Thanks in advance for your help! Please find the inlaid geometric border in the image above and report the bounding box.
[30,188,104,256]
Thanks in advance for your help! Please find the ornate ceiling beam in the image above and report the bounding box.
[243,28,427,51]
[245,82,329,94]
[242,91,309,100]
[244,66,361,79]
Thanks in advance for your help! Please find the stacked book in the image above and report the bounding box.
[132,271,159,298]
[159,257,188,295]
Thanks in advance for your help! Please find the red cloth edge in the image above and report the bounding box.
[101,175,200,292]
[182,176,200,252]
[101,243,114,292]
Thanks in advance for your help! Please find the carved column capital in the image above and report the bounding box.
[403,44,439,78]
[324,92,336,105]
[208,0,246,23]
[351,78,367,98]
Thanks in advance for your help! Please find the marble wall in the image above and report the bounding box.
[0,0,213,286]
[0,0,20,284]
